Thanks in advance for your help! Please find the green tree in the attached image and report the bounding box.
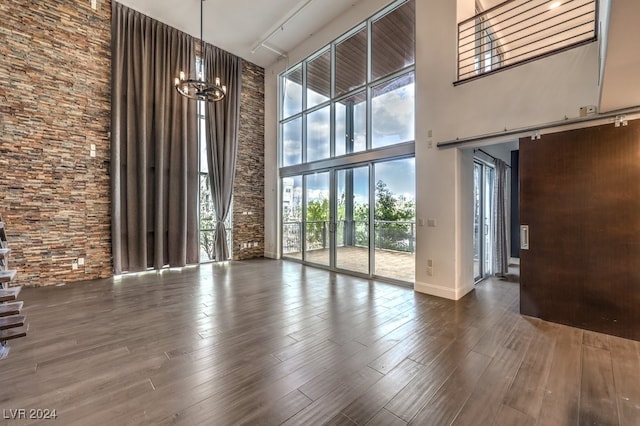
[199,175,216,260]
[353,202,369,247]
[374,180,415,252]
[306,198,329,248]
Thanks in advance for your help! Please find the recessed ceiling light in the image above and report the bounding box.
[549,1,562,9]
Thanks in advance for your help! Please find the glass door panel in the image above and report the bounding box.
[473,163,482,280]
[336,166,369,274]
[282,176,303,259]
[483,166,495,275]
[473,160,495,281]
[373,158,415,282]
[305,172,330,266]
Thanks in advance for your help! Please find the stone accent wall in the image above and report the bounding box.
[0,0,265,285]
[233,61,265,260]
[0,0,113,286]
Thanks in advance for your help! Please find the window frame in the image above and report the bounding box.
[278,0,416,171]
[197,59,233,262]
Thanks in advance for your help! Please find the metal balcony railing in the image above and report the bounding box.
[199,226,233,261]
[457,0,597,82]
[282,220,416,255]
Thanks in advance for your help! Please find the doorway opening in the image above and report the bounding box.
[473,159,495,282]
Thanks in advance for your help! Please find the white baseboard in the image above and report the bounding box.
[415,281,475,300]
[263,251,278,259]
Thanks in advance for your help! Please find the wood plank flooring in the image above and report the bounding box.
[0,259,638,425]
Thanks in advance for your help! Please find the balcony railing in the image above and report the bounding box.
[457,0,597,82]
[283,220,416,255]
[199,226,233,262]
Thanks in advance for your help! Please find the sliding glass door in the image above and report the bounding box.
[373,158,416,282]
[282,176,303,260]
[305,172,330,266]
[473,160,495,281]
[473,163,482,280]
[281,157,415,284]
[336,166,369,274]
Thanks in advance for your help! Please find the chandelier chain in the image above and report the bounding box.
[174,0,226,102]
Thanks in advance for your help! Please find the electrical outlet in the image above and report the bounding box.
[579,105,597,117]
[78,257,85,266]
[72,261,78,270]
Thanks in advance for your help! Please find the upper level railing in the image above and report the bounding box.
[457,0,598,82]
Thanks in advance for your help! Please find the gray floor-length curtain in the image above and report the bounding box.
[492,158,509,276]
[111,2,199,274]
[203,44,242,261]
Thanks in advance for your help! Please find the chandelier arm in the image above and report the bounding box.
[174,0,225,102]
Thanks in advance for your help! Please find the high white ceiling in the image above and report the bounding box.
[116,0,364,68]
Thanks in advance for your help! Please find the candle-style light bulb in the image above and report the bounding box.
[222,85,227,94]
[174,77,180,86]
[215,77,221,87]
[179,71,185,81]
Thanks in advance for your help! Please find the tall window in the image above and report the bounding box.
[279,0,415,166]
[198,78,233,262]
[278,0,416,283]
[473,14,502,75]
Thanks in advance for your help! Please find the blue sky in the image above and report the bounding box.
[281,75,415,168]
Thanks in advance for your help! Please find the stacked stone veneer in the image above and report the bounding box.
[233,61,265,260]
[0,0,113,286]
[0,0,265,286]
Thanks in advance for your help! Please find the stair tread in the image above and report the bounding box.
[0,325,28,342]
[0,301,23,317]
[0,270,17,282]
[0,315,25,331]
[0,287,21,303]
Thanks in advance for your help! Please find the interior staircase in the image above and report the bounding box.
[0,214,28,359]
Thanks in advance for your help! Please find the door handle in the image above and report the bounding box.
[520,225,529,250]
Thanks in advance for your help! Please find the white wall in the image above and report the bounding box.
[414,0,600,299]
[265,0,602,300]
[599,0,640,112]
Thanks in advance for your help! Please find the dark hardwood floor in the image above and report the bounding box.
[0,259,638,425]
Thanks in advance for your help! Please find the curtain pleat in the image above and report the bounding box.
[203,45,242,261]
[493,159,509,275]
[111,2,198,274]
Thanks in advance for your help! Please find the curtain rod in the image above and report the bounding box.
[474,148,511,168]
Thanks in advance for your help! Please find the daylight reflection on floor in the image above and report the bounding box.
[283,246,415,283]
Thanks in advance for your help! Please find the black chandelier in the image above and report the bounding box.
[174,0,226,102]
